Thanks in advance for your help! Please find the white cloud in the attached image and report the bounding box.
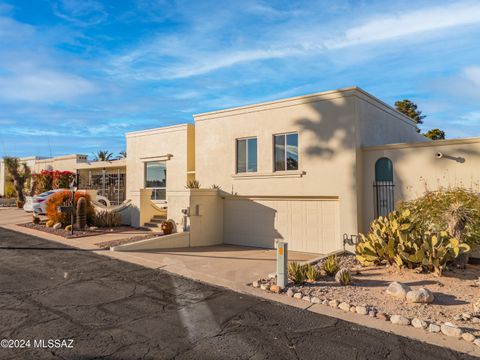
[107,2,480,80]
[0,70,96,103]
[327,2,480,49]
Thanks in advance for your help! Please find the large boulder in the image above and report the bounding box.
[406,288,434,304]
[386,282,411,300]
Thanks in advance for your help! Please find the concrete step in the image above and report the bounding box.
[149,218,166,223]
[143,222,160,228]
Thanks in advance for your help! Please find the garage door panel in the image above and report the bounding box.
[224,197,340,254]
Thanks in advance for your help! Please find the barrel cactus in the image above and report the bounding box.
[76,196,87,229]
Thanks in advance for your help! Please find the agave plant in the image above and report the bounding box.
[322,255,340,276]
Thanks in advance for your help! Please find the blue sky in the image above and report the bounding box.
[1,0,480,158]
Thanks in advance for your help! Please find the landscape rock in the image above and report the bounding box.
[329,299,339,308]
[302,295,311,302]
[53,223,62,230]
[390,315,410,326]
[368,310,376,318]
[268,272,276,279]
[428,324,441,333]
[474,339,480,348]
[461,313,472,321]
[355,306,368,315]
[473,301,480,316]
[89,226,98,230]
[311,297,321,304]
[335,268,352,284]
[406,288,434,304]
[286,288,294,297]
[377,312,389,321]
[411,318,428,329]
[462,333,476,342]
[270,284,280,293]
[338,302,350,312]
[441,324,463,338]
[252,281,260,288]
[350,306,356,313]
[472,317,480,324]
[260,283,270,291]
[453,314,463,321]
[293,292,303,299]
[386,282,411,300]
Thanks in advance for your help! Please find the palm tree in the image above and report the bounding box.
[3,157,31,204]
[92,150,114,162]
[117,150,127,159]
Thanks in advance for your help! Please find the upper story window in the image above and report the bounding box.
[145,161,166,200]
[236,137,257,173]
[274,132,298,171]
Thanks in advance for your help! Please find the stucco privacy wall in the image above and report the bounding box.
[126,124,195,226]
[193,87,423,252]
[362,138,480,233]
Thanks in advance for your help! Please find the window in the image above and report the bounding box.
[274,133,298,171]
[375,157,393,182]
[236,137,257,173]
[145,161,166,200]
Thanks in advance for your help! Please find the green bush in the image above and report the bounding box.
[398,187,480,246]
[356,188,475,275]
[288,261,306,285]
[322,255,339,276]
[305,264,319,282]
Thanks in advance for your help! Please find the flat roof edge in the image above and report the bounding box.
[362,137,480,151]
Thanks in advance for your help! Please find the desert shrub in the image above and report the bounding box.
[335,268,352,285]
[288,261,306,285]
[398,187,480,246]
[32,170,75,195]
[65,225,72,232]
[357,208,471,275]
[45,220,54,228]
[92,210,121,228]
[305,264,319,282]
[322,255,339,276]
[46,191,94,226]
[4,181,15,198]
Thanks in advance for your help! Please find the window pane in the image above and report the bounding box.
[286,133,298,170]
[145,161,166,188]
[274,135,285,171]
[247,138,257,172]
[236,139,246,173]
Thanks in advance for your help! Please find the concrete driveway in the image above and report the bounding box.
[0,208,317,291]
[109,245,318,291]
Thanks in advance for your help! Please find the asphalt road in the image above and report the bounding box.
[0,227,476,360]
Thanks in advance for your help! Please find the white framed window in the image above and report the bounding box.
[274,132,298,171]
[236,137,257,173]
[145,161,166,200]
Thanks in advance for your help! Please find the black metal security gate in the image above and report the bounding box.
[373,181,395,217]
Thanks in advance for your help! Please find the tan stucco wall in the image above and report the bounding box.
[194,90,361,243]
[126,123,195,226]
[362,138,480,233]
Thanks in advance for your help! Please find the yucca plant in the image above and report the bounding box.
[323,255,339,276]
[288,261,306,285]
[305,264,319,282]
[186,180,200,189]
[335,268,352,285]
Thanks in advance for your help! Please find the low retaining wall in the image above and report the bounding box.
[111,232,190,252]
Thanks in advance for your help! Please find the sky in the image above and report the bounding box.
[1,0,480,158]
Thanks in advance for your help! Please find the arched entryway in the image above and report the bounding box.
[374,157,394,217]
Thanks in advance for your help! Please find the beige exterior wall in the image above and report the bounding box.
[362,138,480,233]
[125,124,195,226]
[193,87,423,251]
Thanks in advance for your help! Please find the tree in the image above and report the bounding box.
[424,128,446,140]
[395,99,426,132]
[92,150,114,162]
[117,150,127,159]
[3,157,31,203]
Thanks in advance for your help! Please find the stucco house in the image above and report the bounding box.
[124,87,434,253]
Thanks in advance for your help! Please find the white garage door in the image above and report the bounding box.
[224,197,340,254]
